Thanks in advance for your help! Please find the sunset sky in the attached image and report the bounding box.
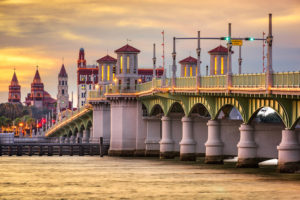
[0,0,299,104]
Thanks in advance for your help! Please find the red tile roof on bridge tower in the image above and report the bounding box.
[179,56,197,64]
[208,45,229,54]
[115,44,140,53]
[58,64,68,77]
[97,55,117,63]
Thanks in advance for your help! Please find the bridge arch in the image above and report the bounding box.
[246,99,289,128]
[214,97,246,122]
[166,102,185,117]
[149,104,164,117]
[188,103,211,118]
[291,117,300,130]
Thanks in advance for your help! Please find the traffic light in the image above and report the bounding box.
[245,37,255,41]
[220,37,230,41]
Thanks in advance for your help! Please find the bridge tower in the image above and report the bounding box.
[208,45,229,75]
[8,69,21,104]
[179,56,197,77]
[114,44,140,91]
[97,54,117,92]
[105,44,142,156]
[57,64,69,113]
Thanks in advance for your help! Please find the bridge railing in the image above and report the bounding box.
[232,73,265,88]
[137,81,153,92]
[200,75,226,88]
[175,77,196,88]
[273,71,300,87]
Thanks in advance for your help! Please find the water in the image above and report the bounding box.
[0,156,300,200]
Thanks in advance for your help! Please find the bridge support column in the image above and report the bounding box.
[180,117,196,161]
[145,117,161,157]
[65,137,70,144]
[82,130,89,143]
[160,116,175,159]
[69,135,76,144]
[91,103,110,144]
[59,136,65,144]
[205,120,223,164]
[108,99,137,156]
[277,129,300,173]
[76,132,82,144]
[236,124,258,168]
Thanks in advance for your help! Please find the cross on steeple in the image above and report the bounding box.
[36,65,39,70]
[126,39,131,44]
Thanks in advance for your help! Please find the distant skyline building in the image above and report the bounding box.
[25,67,56,110]
[57,64,70,113]
[8,70,21,104]
[77,48,99,108]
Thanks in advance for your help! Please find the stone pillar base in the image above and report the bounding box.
[205,155,223,164]
[160,151,175,159]
[180,153,196,161]
[134,149,146,157]
[145,150,160,157]
[236,158,259,168]
[108,150,135,157]
[278,162,300,173]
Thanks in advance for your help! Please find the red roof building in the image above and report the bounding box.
[179,56,198,77]
[208,45,232,75]
[138,68,164,83]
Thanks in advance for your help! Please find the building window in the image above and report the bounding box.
[62,81,64,86]
[127,56,130,73]
[221,57,224,75]
[190,66,193,76]
[107,65,110,81]
[89,85,91,90]
[81,85,85,90]
[102,65,104,81]
[184,65,187,77]
[120,56,123,73]
[62,89,64,95]
[80,75,85,81]
[81,101,84,106]
[214,56,217,75]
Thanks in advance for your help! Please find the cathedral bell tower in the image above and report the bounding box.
[57,64,69,113]
[8,69,21,104]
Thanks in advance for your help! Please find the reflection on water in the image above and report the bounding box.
[0,156,299,199]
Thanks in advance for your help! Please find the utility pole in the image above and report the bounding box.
[266,13,273,90]
[238,45,242,74]
[153,43,156,79]
[196,31,201,88]
[172,37,176,88]
[227,23,232,88]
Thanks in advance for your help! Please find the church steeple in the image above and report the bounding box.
[57,63,69,113]
[8,69,21,104]
[33,66,42,83]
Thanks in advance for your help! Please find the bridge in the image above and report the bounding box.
[46,14,300,173]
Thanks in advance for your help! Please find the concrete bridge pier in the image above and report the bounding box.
[145,116,161,157]
[277,129,300,173]
[64,136,69,144]
[82,130,89,143]
[108,99,137,156]
[236,124,258,168]
[180,116,196,161]
[70,135,76,144]
[91,103,110,144]
[59,136,65,144]
[205,120,224,164]
[160,116,175,159]
[76,132,82,144]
